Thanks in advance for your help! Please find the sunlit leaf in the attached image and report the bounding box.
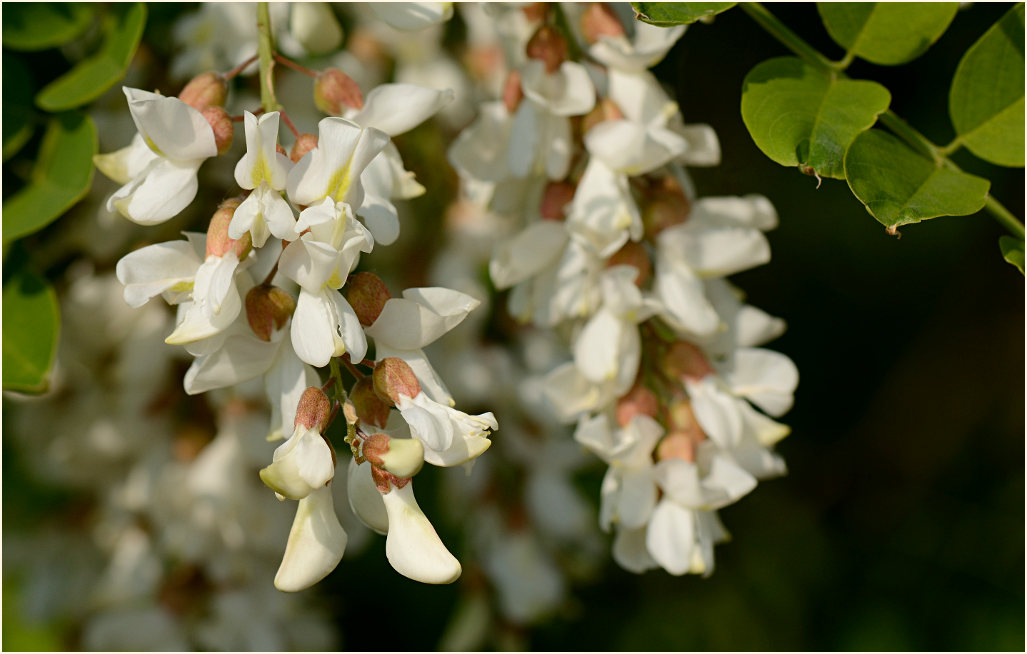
[845,129,990,230]
[2,112,97,242]
[949,3,1025,167]
[818,3,958,65]
[1,3,94,51]
[2,56,35,162]
[998,236,1025,274]
[35,3,147,112]
[631,2,736,27]
[2,269,60,394]
[741,57,890,179]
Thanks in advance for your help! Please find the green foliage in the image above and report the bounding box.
[2,269,60,394]
[631,2,737,27]
[1,3,94,51]
[998,236,1025,274]
[2,112,97,243]
[2,56,35,162]
[949,3,1025,167]
[845,129,990,230]
[817,3,958,65]
[741,57,890,179]
[35,3,147,112]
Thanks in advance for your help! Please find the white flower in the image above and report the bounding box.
[381,480,461,584]
[259,424,335,500]
[230,111,296,247]
[566,158,641,256]
[274,485,347,592]
[589,19,686,72]
[286,117,389,210]
[395,392,496,467]
[368,2,454,31]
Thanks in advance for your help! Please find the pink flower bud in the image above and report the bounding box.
[643,186,691,238]
[201,106,234,155]
[314,68,364,115]
[372,358,422,405]
[205,197,252,258]
[294,386,332,432]
[662,341,713,382]
[526,25,567,74]
[178,72,228,110]
[656,430,697,463]
[502,69,524,114]
[540,181,576,221]
[616,383,660,426]
[290,133,319,163]
[245,285,296,341]
[349,376,391,428]
[343,272,391,326]
[606,241,652,287]
[581,3,625,44]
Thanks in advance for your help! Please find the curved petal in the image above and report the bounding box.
[382,481,461,584]
[116,241,200,307]
[110,158,204,225]
[724,348,798,417]
[274,486,347,592]
[184,332,279,394]
[260,426,335,499]
[290,289,337,367]
[645,499,696,575]
[347,458,389,534]
[351,84,454,136]
[123,88,217,161]
[489,221,569,290]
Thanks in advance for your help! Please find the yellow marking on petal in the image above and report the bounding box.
[168,281,195,293]
[251,154,272,188]
[327,270,345,289]
[143,134,165,157]
[327,164,352,203]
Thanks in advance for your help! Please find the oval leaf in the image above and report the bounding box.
[2,269,60,394]
[818,3,958,66]
[741,57,890,179]
[35,3,147,112]
[632,2,736,26]
[2,112,97,242]
[949,4,1025,167]
[2,56,36,162]
[999,236,1025,275]
[845,129,990,230]
[1,3,94,51]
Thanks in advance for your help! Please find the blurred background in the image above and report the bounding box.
[4,3,1023,650]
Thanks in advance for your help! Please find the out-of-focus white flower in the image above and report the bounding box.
[588,19,686,72]
[368,2,454,31]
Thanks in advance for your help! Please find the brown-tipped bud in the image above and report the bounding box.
[290,133,318,163]
[350,376,391,428]
[314,68,364,115]
[362,433,424,479]
[656,431,697,463]
[502,69,524,114]
[540,181,576,221]
[343,272,391,326]
[373,357,422,405]
[581,3,625,44]
[582,97,625,134]
[201,106,234,155]
[245,285,296,341]
[205,197,251,258]
[662,341,713,382]
[526,25,567,74]
[606,241,652,287]
[616,383,660,427]
[522,3,548,23]
[643,188,691,238]
[294,386,332,432]
[178,72,228,110]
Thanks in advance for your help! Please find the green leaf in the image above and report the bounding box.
[949,4,1025,167]
[35,3,147,112]
[2,269,59,394]
[845,129,990,231]
[2,112,97,242]
[631,3,737,26]
[999,236,1025,274]
[1,3,94,51]
[2,56,36,162]
[818,3,958,65]
[741,57,890,179]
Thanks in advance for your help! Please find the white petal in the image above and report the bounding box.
[290,289,338,367]
[290,2,343,54]
[685,377,745,449]
[351,84,454,136]
[347,458,389,535]
[586,120,687,176]
[184,332,279,394]
[447,101,511,182]
[645,499,695,575]
[366,287,479,350]
[724,348,798,417]
[274,486,347,592]
[110,158,204,225]
[507,101,539,179]
[654,256,720,338]
[260,426,335,499]
[520,60,596,117]
[612,526,657,573]
[123,87,217,161]
[368,2,453,31]
[616,468,657,530]
[287,117,389,208]
[382,481,461,584]
[116,241,200,307]
[489,221,569,290]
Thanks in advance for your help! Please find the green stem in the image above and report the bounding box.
[984,196,1025,239]
[740,3,837,71]
[938,136,963,156]
[256,3,278,113]
[835,49,856,71]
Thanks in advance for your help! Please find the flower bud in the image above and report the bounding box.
[314,68,364,115]
[616,383,659,426]
[643,188,691,238]
[373,358,422,405]
[665,398,707,442]
[526,25,567,74]
[522,3,548,23]
[662,341,713,382]
[201,106,234,155]
[245,285,296,341]
[294,386,332,432]
[343,272,391,326]
[349,376,391,428]
[582,97,625,134]
[362,433,424,479]
[205,197,251,258]
[540,181,576,221]
[178,72,228,110]
[290,133,318,163]
[606,241,652,287]
[502,69,524,114]
[656,430,697,463]
[581,3,624,44]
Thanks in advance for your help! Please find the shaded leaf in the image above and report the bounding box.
[2,269,60,394]
[845,129,990,230]
[2,112,97,242]
[818,3,958,65]
[1,3,94,51]
[949,3,1025,167]
[35,3,147,112]
[741,57,890,179]
[2,56,35,162]
[631,3,736,27]
[998,236,1025,274]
